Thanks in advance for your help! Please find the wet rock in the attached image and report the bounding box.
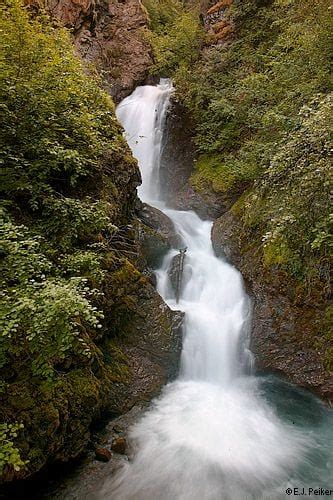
[160,100,196,206]
[159,100,246,219]
[168,252,192,300]
[168,254,181,294]
[138,203,183,248]
[95,448,112,462]
[212,211,333,403]
[138,203,183,269]
[111,437,127,454]
[139,224,170,268]
[174,185,227,220]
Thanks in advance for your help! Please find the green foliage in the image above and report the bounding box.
[37,197,116,251]
[191,154,237,193]
[143,0,203,75]
[0,0,132,388]
[0,423,27,473]
[0,0,121,204]
[252,94,332,279]
[61,250,105,285]
[142,0,183,32]
[0,214,104,378]
[0,0,140,479]
[174,0,332,289]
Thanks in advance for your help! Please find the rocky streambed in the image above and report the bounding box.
[160,99,332,405]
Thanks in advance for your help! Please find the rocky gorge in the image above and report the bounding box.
[159,95,332,404]
[0,0,332,494]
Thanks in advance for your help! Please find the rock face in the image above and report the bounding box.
[137,203,183,269]
[202,0,235,45]
[26,0,152,101]
[106,273,184,415]
[173,183,242,220]
[160,101,196,206]
[212,211,333,403]
[160,101,245,219]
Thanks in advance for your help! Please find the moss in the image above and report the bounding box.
[230,189,250,217]
[112,259,141,285]
[103,340,130,383]
[60,369,101,404]
[7,386,35,411]
[263,240,293,267]
[190,154,237,194]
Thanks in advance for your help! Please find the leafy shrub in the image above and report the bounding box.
[0,0,143,479]
[37,197,116,250]
[143,0,203,75]
[142,0,182,32]
[0,0,122,206]
[0,423,27,474]
[0,215,104,378]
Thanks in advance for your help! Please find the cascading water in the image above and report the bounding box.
[99,80,332,500]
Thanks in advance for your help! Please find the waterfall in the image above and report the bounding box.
[98,81,328,500]
[116,79,171,204]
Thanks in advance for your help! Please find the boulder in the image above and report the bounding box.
[111,437,127,455]
[139,224,170,268]
[95,448,112,462]
[138,203,182,248]
[138,203,183,269]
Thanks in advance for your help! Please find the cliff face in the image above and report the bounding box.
[212,213,332,404]
[26,0,153,101]
[0,1,182,484]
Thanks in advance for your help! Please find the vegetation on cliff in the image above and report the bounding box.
[147,0,332,295]
[145,0,332,376]
[143,0,203,75]
[0,0,139,478]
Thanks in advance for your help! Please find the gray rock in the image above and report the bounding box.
[138,203,183,248]
[212,211,333,403]
[168,254,181,294]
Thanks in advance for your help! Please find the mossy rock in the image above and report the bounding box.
[190,154,237,194]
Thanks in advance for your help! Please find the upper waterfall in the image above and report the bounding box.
[116,80,173,205]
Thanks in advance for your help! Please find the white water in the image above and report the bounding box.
[104,81,315,499]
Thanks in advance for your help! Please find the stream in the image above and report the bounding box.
[103,80,333,498]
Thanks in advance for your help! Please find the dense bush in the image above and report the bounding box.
[143,0,203,75]
[0,423,27,473]
[0,0,133,474]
